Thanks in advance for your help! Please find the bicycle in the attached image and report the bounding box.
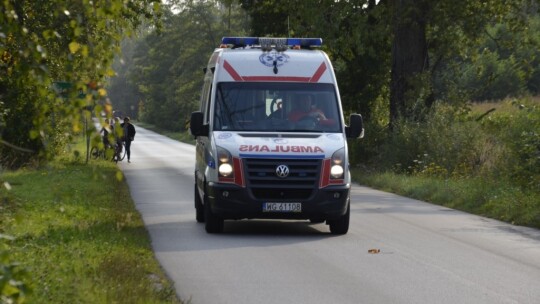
[90,141,125,163]
[112,141,127,163]
[90,144,113,161]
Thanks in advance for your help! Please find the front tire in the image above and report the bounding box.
[204,195,224,233]
[328,200,350,235]
[194,184,204,223]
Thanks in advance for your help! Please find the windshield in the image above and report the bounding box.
[213,82,341,132]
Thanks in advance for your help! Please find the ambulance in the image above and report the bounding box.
[190,37,364,234]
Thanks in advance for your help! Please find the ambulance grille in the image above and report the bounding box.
[243,158,321,200]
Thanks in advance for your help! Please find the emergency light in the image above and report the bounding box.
[221,37,323,48]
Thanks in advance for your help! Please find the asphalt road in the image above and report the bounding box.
[119,125,540,304]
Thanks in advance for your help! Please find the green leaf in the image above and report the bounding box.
[68,41,80,54]
[81,45,89,57]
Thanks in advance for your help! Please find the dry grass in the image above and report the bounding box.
[470,95,540,114]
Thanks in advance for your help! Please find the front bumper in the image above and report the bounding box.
[206,182,350,220]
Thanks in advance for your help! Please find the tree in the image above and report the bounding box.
[112,0,250,131]
[389,0,429,127]
[0,0,161,168]
[388,0,536,127]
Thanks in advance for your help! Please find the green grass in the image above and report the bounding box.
[0,141,181,303]
[351,169,540,229]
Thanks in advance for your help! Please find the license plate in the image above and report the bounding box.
[263,202,302,213]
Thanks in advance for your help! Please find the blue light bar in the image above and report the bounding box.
[287,38,322,47]
[221,37,323,47]
[221,37,259,46]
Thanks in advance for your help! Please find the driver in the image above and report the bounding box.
[288,94,334,126]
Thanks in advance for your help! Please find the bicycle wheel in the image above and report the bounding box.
[90,146,100,160]
[118,142,127,161]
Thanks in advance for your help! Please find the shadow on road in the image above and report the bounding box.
[144,219,336,253]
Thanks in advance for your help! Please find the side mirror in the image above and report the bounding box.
[345,114,364,139]
[190,111,208,137]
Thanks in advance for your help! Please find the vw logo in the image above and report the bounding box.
[275,165,290,178]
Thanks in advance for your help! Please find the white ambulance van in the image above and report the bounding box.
[190,37,364,234]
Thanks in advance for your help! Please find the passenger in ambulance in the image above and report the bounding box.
[288,94,335,126]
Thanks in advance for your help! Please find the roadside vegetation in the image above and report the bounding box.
[0,139,180,303]
[350,97,540,229]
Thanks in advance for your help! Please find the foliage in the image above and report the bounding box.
[1,234,32,303]
[479,99,540,189]
[0,140,180,303]
[367,99,539,186]
[437,15,540,102]
[0,0,161,168]
[353,97,540,227]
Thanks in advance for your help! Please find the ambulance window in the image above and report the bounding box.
[214,82,341,132]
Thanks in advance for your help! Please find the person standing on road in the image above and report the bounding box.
[121,116,136,163]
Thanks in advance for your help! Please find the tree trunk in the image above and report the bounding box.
[389,0,429,129]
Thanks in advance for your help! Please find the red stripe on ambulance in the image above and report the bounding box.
[309,62,327,82]
[223,60,243,81]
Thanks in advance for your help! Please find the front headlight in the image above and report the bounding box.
[219,163,233,177]
[330,148,345,179]
[216,146,234,178]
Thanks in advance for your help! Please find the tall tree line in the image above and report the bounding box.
[110,0,539,132]
[3,0,539,168]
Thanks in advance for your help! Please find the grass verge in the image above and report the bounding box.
[351,169,540,229]
[0,142,181,303]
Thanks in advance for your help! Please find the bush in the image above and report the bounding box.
[368,103,505,179]
[354,97,540,194]
[480,99,540,189]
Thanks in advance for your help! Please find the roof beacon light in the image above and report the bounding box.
[221,37,323,49]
